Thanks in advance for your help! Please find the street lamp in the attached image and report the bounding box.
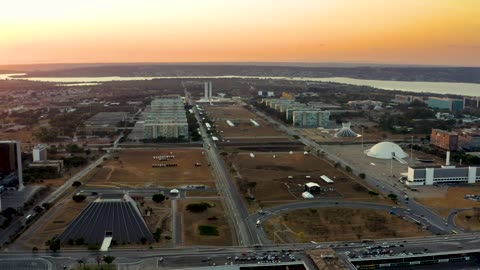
[361,127,364,150]
[410,136,413,163]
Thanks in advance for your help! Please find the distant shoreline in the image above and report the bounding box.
[1,73,479,97]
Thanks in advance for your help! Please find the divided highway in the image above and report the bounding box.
[186,91,257,246]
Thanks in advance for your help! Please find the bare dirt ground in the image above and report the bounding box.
[136,198,172,243]
[185,190,220,197]
[84,149,215,188]
[416,185,480,218]
[264,207,430,243]
[455,210,480,231]
[205,104,290,140]
[225,151,390,213]
[178,199,234,246]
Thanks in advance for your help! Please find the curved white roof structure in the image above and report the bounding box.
[365,142,408,160]
[335,122,359,138]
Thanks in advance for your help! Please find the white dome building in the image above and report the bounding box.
[364,142,408,160]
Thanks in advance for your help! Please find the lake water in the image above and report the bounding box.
[1,73,479,96]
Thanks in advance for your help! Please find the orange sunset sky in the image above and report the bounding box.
[1,0,479,66]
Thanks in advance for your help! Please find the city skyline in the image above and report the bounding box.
[1,0,479,66]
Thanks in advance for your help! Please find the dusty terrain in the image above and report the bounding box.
[224,151,389,212]
[416,185,480,218]
[455,210,480,231]
[264,207,430,243]
[178,199,234,246]
[205,104,290,140]
[84,148,215,188]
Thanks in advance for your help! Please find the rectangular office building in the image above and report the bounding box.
[407,166,480,186]
[431,129,458,151]
[143,97,189,139]
[0,141,23,189]
[428,97,464,112]
[292,111,330,128]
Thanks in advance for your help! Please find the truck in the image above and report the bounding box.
[256,219,261,227]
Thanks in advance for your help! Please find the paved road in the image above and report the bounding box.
[447,208,472,231]
[186,91,255,246]
[0,258,52,270]
[252,108,462,234]
[171,199,183,246]
[2,232,480,269]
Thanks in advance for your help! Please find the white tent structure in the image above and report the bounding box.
[335,122,360,138]
[302,191,314,199]
[364,142,408,160]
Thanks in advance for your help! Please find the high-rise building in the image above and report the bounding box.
[33,144,47,162]
[208,82,212,99]
[431,129,458,151]
[0,141,23,190]
[204,82,209,99]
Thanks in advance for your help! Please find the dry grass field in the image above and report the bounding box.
[178,199,234,246]
[84,149,215,188]
[264,207,430,243]
[22,200,89,249]
[415,185,480,218]
[455,210,480,231]
[204,104,289,140]
[225,151,388,212]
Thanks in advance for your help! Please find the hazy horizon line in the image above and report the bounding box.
[1,61,480,71]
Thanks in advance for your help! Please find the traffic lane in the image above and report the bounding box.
[0,258,51,270]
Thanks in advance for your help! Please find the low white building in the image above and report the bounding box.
[406,165,480,186]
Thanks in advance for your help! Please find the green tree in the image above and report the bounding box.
[152,193,166,203]
[388,193,398,201]
[103,255,115,265]
[72,194,86,203]
[72,181,82,187]
[46,237,60,252]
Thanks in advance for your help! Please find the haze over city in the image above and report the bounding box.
[1,0,479,66]
[2,1,480,270]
